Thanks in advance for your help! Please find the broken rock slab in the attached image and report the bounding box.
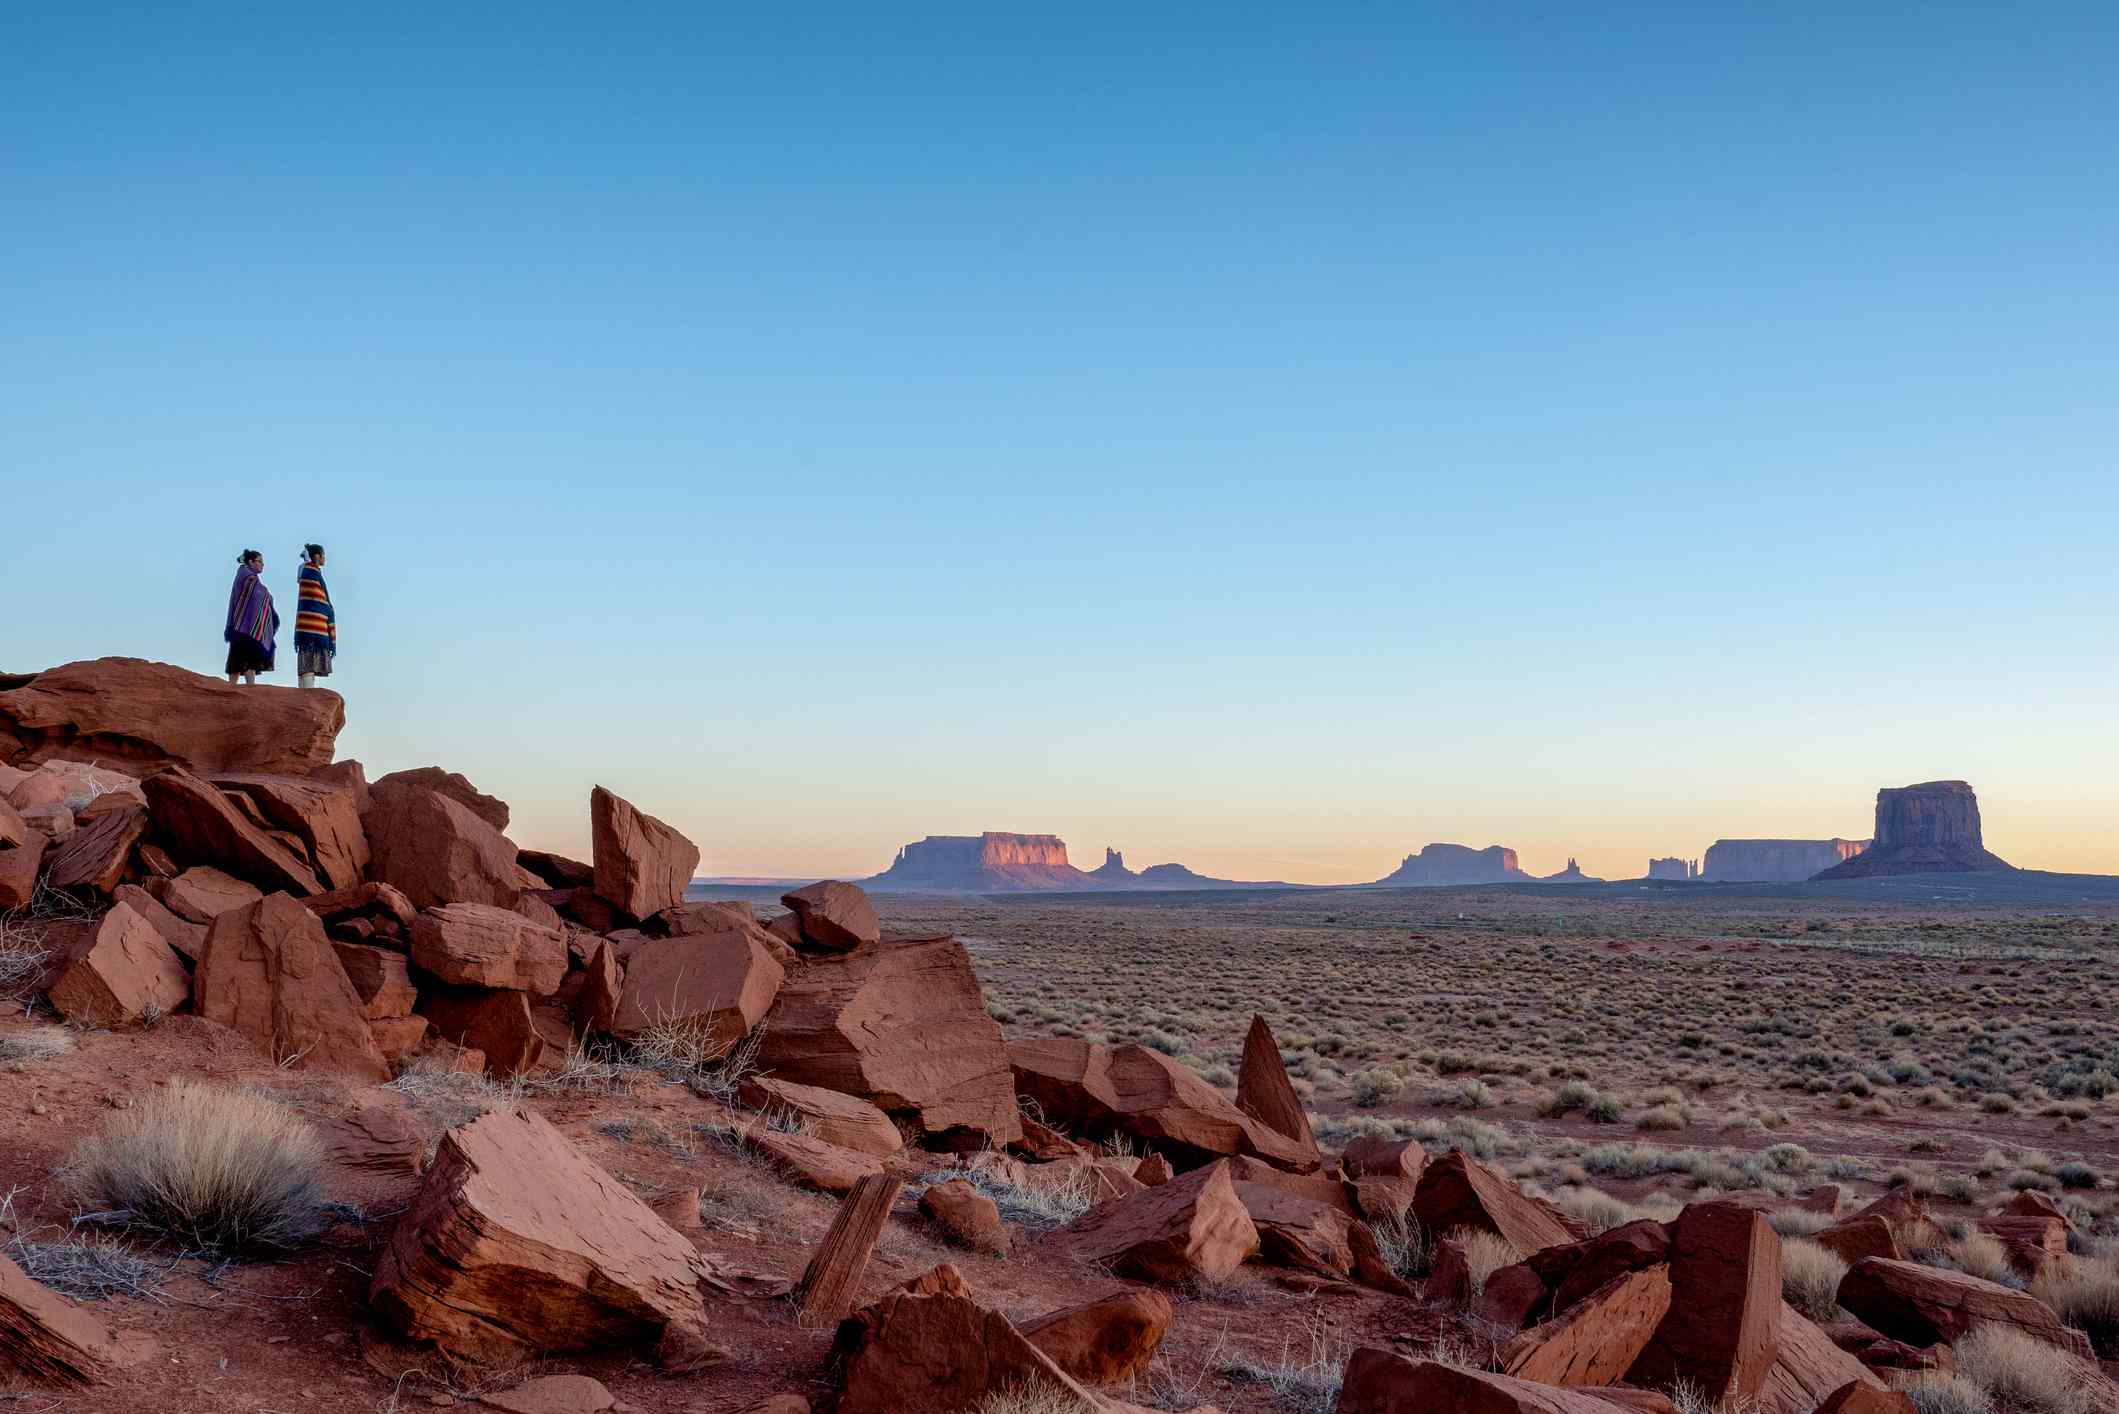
[194,892,390,1081]
[370,1105,711,1366]
[45,900,190,1026]
[590,785,698,920]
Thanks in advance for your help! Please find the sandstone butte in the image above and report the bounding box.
[0,658,343,775]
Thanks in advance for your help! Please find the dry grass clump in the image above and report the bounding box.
[0,1024,74,1063]
[1369,1210,1434,1279]
[1350,1066,1405,1108]
[1901,1372,1991,1414]
[1210,1316,1345,1414]
[1951,1323,2115,1414]
[1,1231,168,1301]
[2033,1255,2119,1359]
[969,1383,1103,1414]
[0,917,52,997]
[62,1080,327,1252]
[922,1164,1096,1232]
[1781,1238,1849,1322]
[630,1012,765,1104]
[1452,1228,1523,1296]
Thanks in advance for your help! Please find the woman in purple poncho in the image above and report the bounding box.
[224,549,279,684]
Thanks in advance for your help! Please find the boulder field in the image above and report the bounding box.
[0,657,2108,1412]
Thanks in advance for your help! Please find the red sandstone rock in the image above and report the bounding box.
[919,1179,1010,1255]
[471,1374,616,1414]
[1235,1013,1320,1166]
[420,987,545,1078]
[1011,1037,1319,1173]
[2000,1190,2070,1224]
[1836,1256,2093,1358]
[779,879,880,952]
[1529,1219,1673,1313]
[1052,1159,1259,1282]
[0,833,46,910]
[1337,1348,1643,1413]
[142,767,322,896]
[1814,781,2012,879]
[1020,1288,1172,1387]
[370,1106,710,1365]
[372,767,508,832]
[590,786,698,920]
[1,1248,135,1387]
[45,902,189,1025]
[1802,1185,1846,1218]
[568,938,622,1036]
[1626,1202,1781,1405]
[1233,1182,1355,1277]
[1976,1214,2066,1255]
[210,772,368,890]
[519,849,593,889]
[194,893,389,1080]
[1478,1262,1555,1331]
[410,903,568,994]
[323,1098,427,1174]
[110,883,205,964]
[1759,1303,1889,1414]
[1844,1189,1926,1229]
[370,1014,431,1066]
[1136,1152,1174,1186]
[1351,1175,1420,1224]
[1413,1152,1575,1256]
[737,1076,903,1156]
[42,800,146,894]
[1503,1267,1673,1386]
[611,927,784,1048]
[1013,1115,1092,1161]
[1341,1137,1428,1181]
[158,865,263,923]
[0,797,23,850]
[303,880,418,932]
[792,1175,903,1323]
[1813,1383,1915,1414]
[1817,1215,1903,1267]
[0,658,342,775]
[333,942,417,1019]
[364,783,535,910]
[759,934,1020,1150]
[1424,1237,1472,1306]
[746,1129,888,1194]
[830,1263,1101,1413]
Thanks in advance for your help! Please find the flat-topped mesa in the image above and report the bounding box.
[1814,780,2013,879]
[1646,857,1693,881]
[865,832,1095,892]
[1702,838,1868,882]
[1373,843,1530,886]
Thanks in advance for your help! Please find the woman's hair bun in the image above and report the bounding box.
[238,548,262,564]
[303,543,325,558]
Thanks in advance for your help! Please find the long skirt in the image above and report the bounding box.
[225,637,273,674]
[297,647,334,678]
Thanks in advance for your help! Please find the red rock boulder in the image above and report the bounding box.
[1836,1256,2094,1358]
[1341,1137,1428,1181]
[0,658,342,775]
[141,767,322,896]
[612,927,784,1048]
[759,935,1020,1150]
[110,883,206,964]
[42,800,147,894]
[410,903,568,994]
[1759,1303,1890,1414]
[1412,1151,1576,1256]
[1020,1288,1173,1387]
[370,1106,712,1365]
[1528,1219,1672,1313]
[0,1249,134,1387]
[1816,1215,1903,1267]
[159,865,263,923]
[372,767,508,831]
[1235,1013,1321,1168]
[1010,1037,1319,1173]
[421,988,547,1079]
[1049,1159,1259,1282]
[830,1264,1101,1414]
[1503,1268,1673,1386]
[1337,1348,1649,1413]
[737,1076,903,1156]
[194,893,389,1080]
[779,880,880,952]
[45,901,190,1025]
[210,772,369,890]
[1626,1202,1782,1406]
[590,786,698,920]
[919,1179,1010,1255]
[364,782,535,910]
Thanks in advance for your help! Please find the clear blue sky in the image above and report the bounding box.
[6,3,2115,881]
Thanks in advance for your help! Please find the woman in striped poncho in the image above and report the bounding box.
[223,549,278,684]
[295,543,337,688]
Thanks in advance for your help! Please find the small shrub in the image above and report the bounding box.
[1762,1142,1811,1174]
[2008,1169,2061,1193]
[1584,1092,1624,1124]
[1351,1067,1406,1109]
[1452,1228,1522,1297]
[1441,1079,1493,1110]
[1946,1229,2020,1288]
[1953,1322,2109,1413]
[1634,1103,1686,1132]
[1902,1372,1994,1414]
[61,1081,325,1253]
[1768,1209,1835,1239]
[1782,1238,1849,1322]
[2055,1162,2099,1191]
[0,1025,74,1063]
[2033,1259,2119,1358]
[1369,1210,1433,1279]
[1980,1092,2018,1115]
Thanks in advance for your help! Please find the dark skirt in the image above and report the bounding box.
[225,637,273,674]
[297,647,334,677]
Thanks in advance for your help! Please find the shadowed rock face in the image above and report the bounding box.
[1703,839,1868,882]
[1814,781,2013,879]
[1373,843,1529,886]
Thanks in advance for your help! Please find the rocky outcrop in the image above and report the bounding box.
[1646,857,1695,881]
[758,934,1020,1150]
[370,1106,711,1365]
[1371,843,1530,886]
[1412,1152,1575,1255]
[1703,839,1869,882]
[590,786,699,919]
[372,767,508,831]
[1088,848,1134,882]
[410,903,568,994]
[1235,1014,1320,1168]
[1627,1202,1781,1405]
[1011,1037,1320,1172]
[1813,782,2013,879]
[612,928,785,1047]
[1020,1288,1172,1387]
[195,893,390,1080]
[830,1263,1102,1414]
[0,658,343,775]
[141,767,324,897]
[210,772,369,890]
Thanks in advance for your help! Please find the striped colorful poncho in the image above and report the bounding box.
[225,566,278,668]
[295,563,336,658]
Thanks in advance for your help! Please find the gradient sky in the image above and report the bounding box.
[6,3,2116,882]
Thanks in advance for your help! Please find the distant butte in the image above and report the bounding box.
[1701,838,1869,882]
[1813,780,2013,879]
[863,834,1300,893]
[1369,843,1531,886]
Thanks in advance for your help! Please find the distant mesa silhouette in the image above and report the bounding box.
[1645,856,1699,881]
[1369,843,1532,887]
[1812,780,2013,880]
[1537,857,1602,884]
[1701,838,1868,883]
[863,833,1297,893]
